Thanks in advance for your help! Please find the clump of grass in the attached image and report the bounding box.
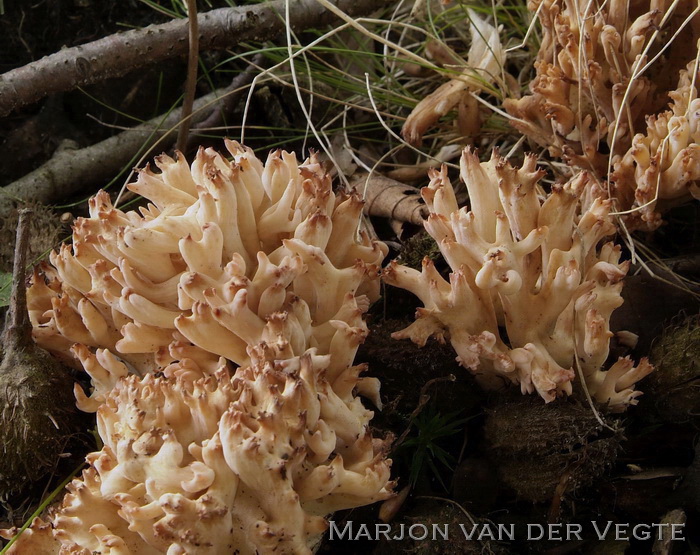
[76,0,542,210]
[395,404,468,490]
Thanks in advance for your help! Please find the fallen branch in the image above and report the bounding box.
[0,0,396,118]
[0,87,227,221]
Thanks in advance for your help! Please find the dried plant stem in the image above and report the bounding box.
[198,56,264,130]
[3,209,32,351]
[186,53,266,150]
[0,0,396,221]
[176,0,200,154]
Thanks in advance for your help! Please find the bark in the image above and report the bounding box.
[3,210,32,351]
[0,0,396,118]
[350,172,428,225]
[0,88,225,222]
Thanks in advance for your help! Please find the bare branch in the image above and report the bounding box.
[0,87,227,221]
[0,0,396,118]
[186,53,267,151]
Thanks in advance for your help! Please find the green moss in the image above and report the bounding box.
[396,231,442,271]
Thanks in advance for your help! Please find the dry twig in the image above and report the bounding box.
[185,53,267,150]
[0,0,396,221]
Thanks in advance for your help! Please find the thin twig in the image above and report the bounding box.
[0,0,395,220]
[393,374,457,448]
[187,53,267,150]
[176,0,200,154]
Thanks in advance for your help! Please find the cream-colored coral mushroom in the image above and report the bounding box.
[384,148,652,410]
[0,518,60,554]
[27,141,387,406]
[504,0,698,177]
[401,9,505,146]
[611,58,700,229]
[3,354,392,554]
[7,142,392,554]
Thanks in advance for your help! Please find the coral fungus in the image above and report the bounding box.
[4,142,392,554]
[504,0,694,175]
[611,59,700,229]
[504,0,700,228]
[2,353,391,554]
[385,149,652,410]
[28,140,386,402]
